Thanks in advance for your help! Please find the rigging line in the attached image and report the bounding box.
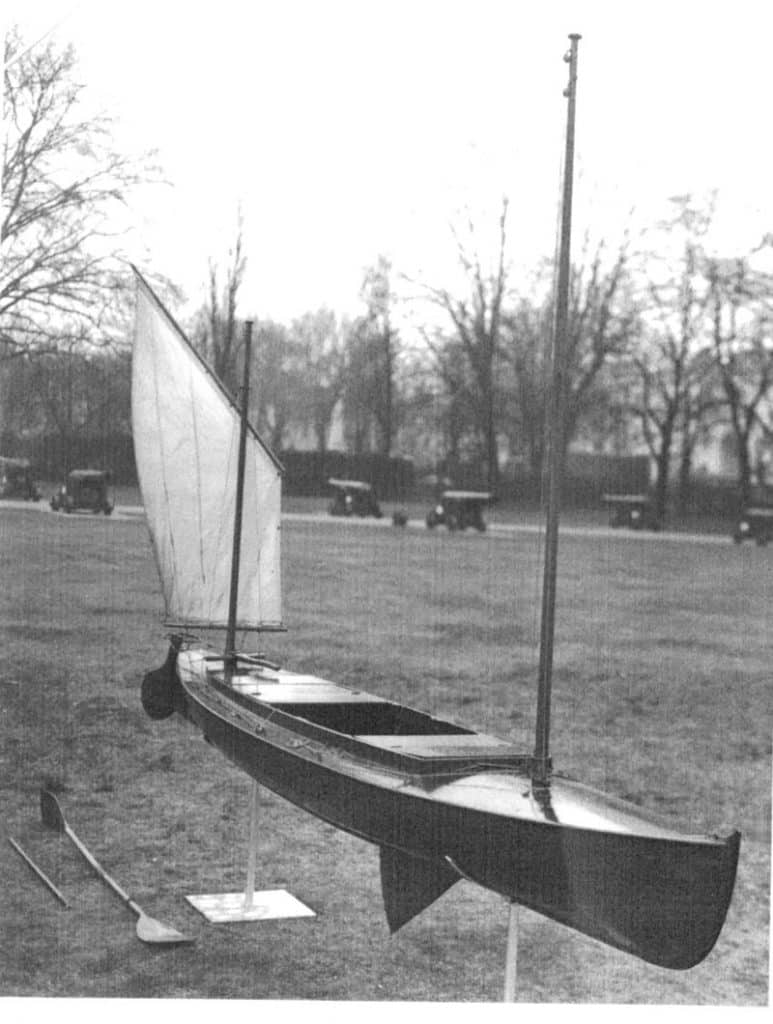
[256,519,264,623]
[156,345,179,618]
[141,288,178,621]
[132,270,283,472]
[187,349,208,598]
[215,408,241,623]
[249,340,264,622]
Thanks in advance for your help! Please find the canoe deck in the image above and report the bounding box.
[201,658,533,774]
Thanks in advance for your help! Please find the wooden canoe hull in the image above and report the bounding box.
[158,649,739,970]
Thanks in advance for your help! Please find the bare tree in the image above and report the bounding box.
[562,236,638,454]
[500,292,551,477]
[359,255,399,456]
[1,27,159,360]
[393,347,449,471]
[613,196,760,518]
[416,197,510,492]
[291,307,346,455]
[628,236,712,520]
[706,255,773,503]
[341,316,378,455]
[674,346,725,508]
[499,238,636,481]
[192,211,247,394]
[252,319,303,452]
[9,342,131,471]
[420,330,481,473]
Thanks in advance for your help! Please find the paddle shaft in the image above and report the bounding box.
[61,820,143,918]
[8,837,70,908]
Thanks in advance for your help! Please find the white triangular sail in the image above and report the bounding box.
[131,270,282,630]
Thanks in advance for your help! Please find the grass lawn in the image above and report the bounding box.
[0,503,769,1003]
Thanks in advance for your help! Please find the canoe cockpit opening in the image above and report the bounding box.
[265,700,474,738]
[211,668,477,738]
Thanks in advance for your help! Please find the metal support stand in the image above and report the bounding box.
[243,776,260,909]
[503,900,520,1002]
[186,781,315,924]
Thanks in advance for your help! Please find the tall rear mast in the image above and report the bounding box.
[532,33,581,785]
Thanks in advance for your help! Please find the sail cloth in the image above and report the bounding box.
[131,269,283,630]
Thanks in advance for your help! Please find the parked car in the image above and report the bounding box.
[50,469,114,515]
[426,490,491,532]
[0,456,40,501]
[327,478,383,518]
[733,504,773,546]
[602,493,661,531]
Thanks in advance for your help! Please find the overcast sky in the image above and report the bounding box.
[8,0,773,323]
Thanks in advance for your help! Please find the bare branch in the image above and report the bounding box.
[1,27,163,360]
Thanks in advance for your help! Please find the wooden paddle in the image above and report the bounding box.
[40,789,195,946]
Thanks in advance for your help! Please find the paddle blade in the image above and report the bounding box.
[40,789,66,833]
[136,911,196,946]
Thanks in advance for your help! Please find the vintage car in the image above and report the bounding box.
[426,490,491,532]
[0,456,41,501]
[50,469,114,515]
[602,493,661,531]
[327,478,383,518]
[732,504,773,546]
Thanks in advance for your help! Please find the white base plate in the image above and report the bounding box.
[185,889,315,923]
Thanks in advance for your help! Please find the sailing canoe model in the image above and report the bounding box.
[132,38,738,974]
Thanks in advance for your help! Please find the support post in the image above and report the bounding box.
[503,900,520,1002]
[185,782,315,924]
[243,780,259,909]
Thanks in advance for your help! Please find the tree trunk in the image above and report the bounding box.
[653,445,670,522]
[737,439,753,505]
[677,436,693,512]
[485,400,499,492]
[382,329,393,457]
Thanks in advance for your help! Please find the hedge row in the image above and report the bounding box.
[1,433,748,513]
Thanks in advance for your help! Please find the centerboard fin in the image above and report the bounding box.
[379,846,460,933]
